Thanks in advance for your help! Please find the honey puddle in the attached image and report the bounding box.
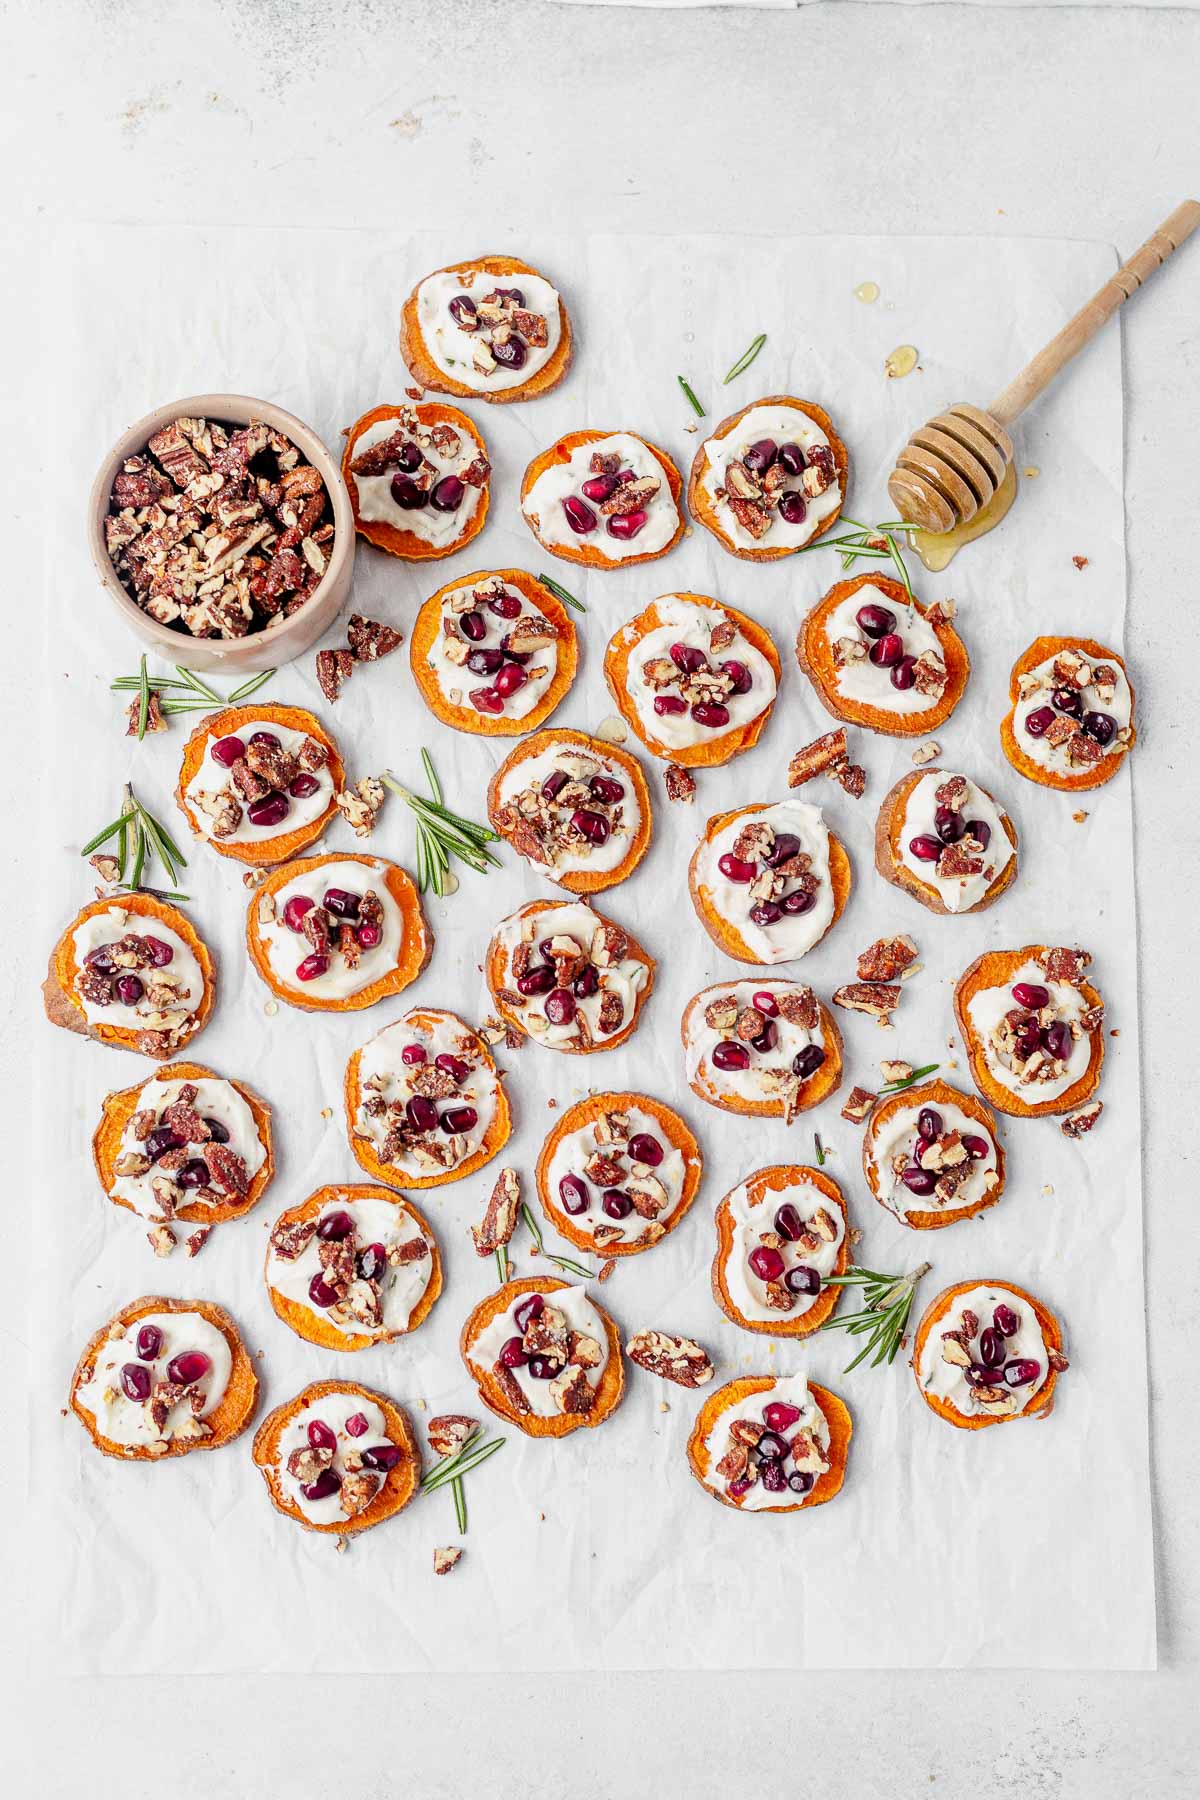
[912,462,1018,572]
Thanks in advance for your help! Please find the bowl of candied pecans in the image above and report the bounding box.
[88,393,356,672]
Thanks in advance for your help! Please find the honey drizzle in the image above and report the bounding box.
[912,462,1019,572]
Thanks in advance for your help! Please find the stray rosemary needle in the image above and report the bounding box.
[380,751,502,897]
[723,332,767,384]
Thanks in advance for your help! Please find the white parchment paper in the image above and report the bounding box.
[31,226,1153,1672]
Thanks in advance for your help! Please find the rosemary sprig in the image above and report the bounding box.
[537,571,586,615]
[421,1429,505,1500]
[82,783,189,898]
[380,752,503,897]
[819,1262,932,1371]
[111,663,275,716]
[723,332,766,384]
[877,1061,940,1097]
[814,1132,826,1167]
[677,375,705,418]
[520,1202,596,1281]
[793,515,920,605]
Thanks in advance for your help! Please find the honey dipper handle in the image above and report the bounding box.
[989,199,1200,427]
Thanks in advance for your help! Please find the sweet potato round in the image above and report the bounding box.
[252,1379,421,1535]
[874,768,1018,916]
[486,728,653,892]
[520,428,684,569]
[911,1279,1064,1429]
[485,899,655,1054]
[44,894,216,1058]
[409,569,578,737]
[710,1164,850,1337]
[680,983,843,1120]
[796,573,970,737]
[999,635,1135,791]
[459,1276,624,1438]
[687,395,849,561]
[399,253,573,404]
[862,1078,1004,1230]
[175,703,343,866]
[686,1375,852,1511]
[534,1091,703,1257]
[954,945,1104,1118]
[687,803,852,965]
[342,401,489,561]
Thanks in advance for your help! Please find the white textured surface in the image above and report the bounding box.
[4,0,1200,1794]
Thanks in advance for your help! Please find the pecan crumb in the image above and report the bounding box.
[663,762,696,805]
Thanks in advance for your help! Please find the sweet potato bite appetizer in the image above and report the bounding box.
[955,944,1104,1119]
[688,396,848,559]
[246,852,431,1013]
[44,893,215,1059]
[1001,636,1135,790]
[711,1165,850,1337]
[400,253,572,403]
[342,400,490,561]
[410,569,577,735]
[687,1374,851,1511]
[487,728,652,892]
[875,768,1018,916]
[689,799,851,966]
[535,1091,702,1258]
[344,1007,511,1189]
[603,593,780,769]
[266,1183,442,1351]
[460,1277,624,1438]
[681,980,842,1122]
[796,575,969,737]
[486,897,654,1053]
[863,1079,1004,1230]
[93,1061,273,1250]
[913,1280,1067,1428]
[70,1295,257,1461]
[252,1380,421,1536]
[521,429,684,568]
[176,703,342,864]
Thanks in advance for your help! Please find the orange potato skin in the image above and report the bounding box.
[264,1182,442,1352]
[93,1060,274,1227]
[796,573,970,738]
[252,1379,422,1535]
[687,803,852,965]
[459,1276,624,1438]
[911,1279,1064,1429]
[602,593,781,769]
[245,853,431,1014]
[687,1376,852,1511]
[69,1295,258,1461]
[344,1008,511,1190]
[486,728,653,892]
[710,1164,850,1336]
[399,254,574,404]
[410,569,578,737]
[520,428,685,569]
[1000,635,1136,791]
[44,894,216,1058]
[954,945,1104,1118]
[862,1079,1005,1230]
[342,401,489,561]
[687,396,849,562]
[874,768,1018,916]
[175,703,344,866]
[680,984,843,1120]
[485,899,655,1055]
[534,1091,703,1258]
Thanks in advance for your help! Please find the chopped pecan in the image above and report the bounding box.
[1061,1099,1103,1139]
[833,982,901,1024]
[625,1330,714,1388]
[663,762,696,805]
[857,935,919,983]
[1037,946,1091,983]
[347,613,403,662]
[777,987,819,1029]
[471,1168,521,1256]
[840,1085,876,1123]
[788,729,848,786]
[596,989,625,1036]
[549,1365,594,1415]
[339,1470,380,1517]
[316,647,354,703]
[434,1546,464,1575]
[428,1414,478,1458]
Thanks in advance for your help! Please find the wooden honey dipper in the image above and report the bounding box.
[887,200,1200,534]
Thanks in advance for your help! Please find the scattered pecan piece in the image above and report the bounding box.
[434,1546,464,1575]
[833,983,901,1025]
[857,935,920,983]
[626,1330,714,1388]
[428,1414,478,1458]
[471,1168,521,1256]
[347,613,404,662]
[663,762,696,805]
[316,647,354,703]
[1061,1099,1103,1139]
[840,1085,876,1123]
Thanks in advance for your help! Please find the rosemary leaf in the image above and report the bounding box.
[173,664,221,703]
[136,655,150,742]
[382,763,501,894]
[421,746,444,808]
[723,332,766,384]
[80,813,132,857]
[520,1202,595,1280]
[225,668,276,704]
[537,571,586,615]
[452,1476,467,1534]
[115,883,190,903]
[877,1061,940,1096]
[129,818,146,891]
[421,1435,505,1494]
[677,375,705,417]
[814,1132,826,1167]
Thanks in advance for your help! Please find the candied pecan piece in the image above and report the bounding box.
[470,1168,521,1256]
[428,1414,478,1458]
[833,982,901,1024]
[625,1330,714,1388]
[316,647,354,703]
[347,613,404,662]
[349,429,409,478]
[788,729,848,787]
[1061,1099,1103,1139]
[663,762,696,805]
[840,1085,876,1123]
[230,757,270,803]
[777,988,819,1029]
[856,935,919,983]
[204,1142,249,1197]
[596,989,625,1036]
[244,738,299,789]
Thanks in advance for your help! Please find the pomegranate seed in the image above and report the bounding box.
[744,438,778,476]
[288,773,321,799]
[120,1363,151,1401]
[720,659,753,695]
[692,701,731,729]
[891,655,918,690]
[559,1175,589,1214]
[562,495,597,535]
[917,1107,943,1141]
[748,1245,785,1282]
[628,1133,663,1166]
[468,686,505,714]
[406,1095,439,1133]
[855,603,896,639]
[901,1166,937,1196]
[653,694,687,716]
[869,632,904,668]
[712,1040,750,1072]
[573,965,600,998]
[717,853,756,883]
[249,732,280,750]
[571,807,610,845]
[1024,705,1057,738]
[316,1210,354,1240]
[401,1043,427,1067]
[966,1365,998,1386]
[514,1294,544,1332]
[1012,981,1050,1010]
[346,1412,370,1437]
[788,1470,815,1495]
[283,894,315,933]
[582,473,621,503]
[527,1354,557,1380]
[749,901,782,926]
[493,286,526,307]
[145,1125,183,1162]
[1083,711,1116,746]
[781,889,815,916]
[752,990,779,1016]
[441,1105,478,1134]
[211,734,246,768]
[606,510,647,540]
[541,770,570,802]
[389,474,427,509]
[177,1159,209,1189]
[362,1443,403,1470]
[323,888,361,919]
[296,953,329,982]
[248,793,290,828]
[760,1458,788,1494]
[448,293,477,329]
[763,1400,801,1431]
[935,806,964,844]
[459,610,488,643]
[602,1189,633,1219]
[517,966,556,997]
[307,1419,337,1452]
[777,442,806,476]
[728,1475,753,1499]
[1004,1359,1041,1388]
[994,1304,1021,1336]
[301,1469,342,1502]
[499,1337,528,1368]
[1052,685,1082,716]
[763,833,802,867]
[908,835,943,863]
[670,643,709,675]
[792,1045,826,1079]
[487,590,523,620]
[774,1203,803,1241]
[430,476,465,512]
[979,1327,1006,1368]
[966,818,991,848]
[166,1351,211,1385]
[357,922,382,950]
[589,774,625,805]
[395,441,423,473]
[467,648,504,677]
[544,989,577,1027]
[434,1053,469,1084]
[778,491,807,525]
[785,1265,821,1296]
[756,1429,789,1460]
[1043,1021,1073,1061]
[307,1275,340,1309]
[145,936,176,969]
[493,336,527,370]
[354,1242,386,1283]
[114,973,144,1005]
[135,1323,164,1360]
[963,1133,990,1159]
[85,946,116,973]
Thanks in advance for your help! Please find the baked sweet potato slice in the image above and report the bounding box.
[486,728,653,892]
[460,1276,624,1439]
[535,1090,702,1258]
[520,428,684,569]
[862,1078,1004,1230]
[680,982,843,1120]
[44,894,216,1058]
[710,1165,850,1336]
[342,401,489,561]
[999,635,1135,791]
[687,1375,852,1511]
[688,803,851,965]
[252,1379,421,1535]
[687,395,849,561]
[796,573,970,737]
[409,568,578,737]
[874,768,1018,916]
[954,945,1104,1118]
[912,1279,1065,1429]
[175,702,343,866]
[399,253,573,404]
